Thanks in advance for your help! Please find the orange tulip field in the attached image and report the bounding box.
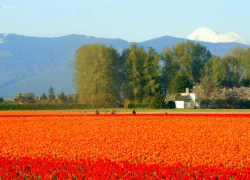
[0,112,250,179]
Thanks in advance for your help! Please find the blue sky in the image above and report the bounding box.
[1,0,250,42]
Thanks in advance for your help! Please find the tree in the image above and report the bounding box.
[143,46,161,102]
[75,43,121,107]
[13,93,35,100]
[13,93,24,100]
[22,92,36,100]
[48,86,55,100]
[218,86,250,108]
[194,75,220,108]
[40,93,47,100]
[219,55,243,87]
[204,56,222,80]
[161,46,178,95]
[173,41,212,84]
[0,97,4,103]
[125,44,148,103]
[241,48,250,85]
[67,94,74,103]
[18,93,24,100]
[105,44,124,104]
[124,44,161,103]
[120,48,132,100]
[190,42,212,82]
[162,41,212,95]
[58,92,68,103]
[149,92,166,109]
[226,46,245,63]
[217,46,246,87]
[168,73,191,94]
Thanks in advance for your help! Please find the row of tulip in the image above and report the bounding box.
[1,156,250,179]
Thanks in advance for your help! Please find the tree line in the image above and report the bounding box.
[7,87,77,104]
[74,41,250,108]
[193,76,250,108]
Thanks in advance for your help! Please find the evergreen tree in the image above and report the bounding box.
[67,94,74,103]
[125,44,147,102]
[120,48,132,100]
[18,93,24,100]
[168,73,191,94]
[149,92,166,109]
[143,46,161,102]
[161,46,178,94]
[58,92,68,103]
[124,44,161,103]
[0,97,4,103]
[40,93,47,100]
[48,86,55,100]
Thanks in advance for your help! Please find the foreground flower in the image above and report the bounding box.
[1,156,250,179]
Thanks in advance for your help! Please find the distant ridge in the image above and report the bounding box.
[0,33,249,98]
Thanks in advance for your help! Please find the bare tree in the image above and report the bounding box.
[194,76,220,108]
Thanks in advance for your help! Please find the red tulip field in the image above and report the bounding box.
[0,112,250,179]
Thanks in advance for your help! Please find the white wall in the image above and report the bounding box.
[179,93,199,108]
[175,101,184,108]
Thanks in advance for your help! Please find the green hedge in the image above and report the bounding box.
[0,104,92,110]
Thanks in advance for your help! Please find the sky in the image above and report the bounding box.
[1,0,250,42]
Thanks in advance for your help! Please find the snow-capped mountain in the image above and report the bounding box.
[187,27,249,45]
[0,34,8,44]
[0,38,5,44]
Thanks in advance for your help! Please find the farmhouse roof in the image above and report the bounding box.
[175,95,191,101]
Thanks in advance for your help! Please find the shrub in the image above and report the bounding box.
[166,101,176,109]
[123,99,134,109]
[149,93,166,109]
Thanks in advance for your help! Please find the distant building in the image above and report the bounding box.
[3,99,57,105]
[175,88,199,108]
[18,99,56,104]
[2,100,15,104]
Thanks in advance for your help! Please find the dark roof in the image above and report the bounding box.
[175,95,191,101]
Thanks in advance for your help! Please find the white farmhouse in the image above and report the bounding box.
[175,88,199,108]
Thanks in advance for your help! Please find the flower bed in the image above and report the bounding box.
[1,113,250,179]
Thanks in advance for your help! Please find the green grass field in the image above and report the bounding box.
[92,108,250,114]
[14,108,250,114]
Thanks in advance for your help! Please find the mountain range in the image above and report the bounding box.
[0,29,249,98]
